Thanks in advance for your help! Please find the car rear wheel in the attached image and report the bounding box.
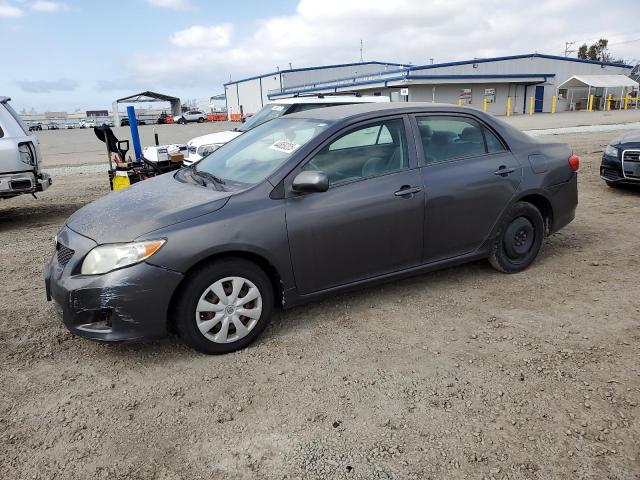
[179,117,186,125]
[197,117,205,123]
[174,258,274,354]
[488,201,544,273]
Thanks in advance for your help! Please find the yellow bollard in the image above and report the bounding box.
[529,96,534,116]
[551,95,556,113]
[606,93,612,111]
[624,96,629,110]
[483,98,487,113]
[458,98,463,106]
[588,94,594,111]
[506,96,511,116]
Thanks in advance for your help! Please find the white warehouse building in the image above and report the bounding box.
[224,54,635,117]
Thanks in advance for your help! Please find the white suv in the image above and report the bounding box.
[0,97,51,199]
[183,95,390,165]
[174,110,207,124]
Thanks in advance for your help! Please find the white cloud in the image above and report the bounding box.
[120,0,639,91]
[0,3,23,17]
[30,1,69,12]
[15,78,78,93]
[146,0,192,9]
[170,24,233,48]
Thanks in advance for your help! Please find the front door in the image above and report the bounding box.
[414,115,522,262]
[285,117,425,294]
[535,85,544,112]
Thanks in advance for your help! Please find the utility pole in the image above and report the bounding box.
[359,39,363,62]
[564,41,576,57]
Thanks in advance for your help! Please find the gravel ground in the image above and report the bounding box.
[1,130,639,480]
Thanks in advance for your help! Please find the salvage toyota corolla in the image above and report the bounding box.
[44,103,579,354]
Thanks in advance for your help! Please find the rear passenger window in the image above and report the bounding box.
[416,116,501,164]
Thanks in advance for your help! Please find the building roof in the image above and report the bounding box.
[557,74,639,89]
[223,61,408,86]
[410,53,633,71]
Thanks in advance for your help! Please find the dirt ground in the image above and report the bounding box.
[1,130,639,480]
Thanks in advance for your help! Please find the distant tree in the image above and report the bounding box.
[577,39,610,61]
[577,44,588,59]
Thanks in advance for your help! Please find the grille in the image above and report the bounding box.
[622,149,640,179]
[56,243,75,267]
[622,150,640,162]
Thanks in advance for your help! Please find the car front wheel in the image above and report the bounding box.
[174,258,274,354]
[488,201,544,273]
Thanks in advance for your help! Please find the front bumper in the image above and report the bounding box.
[600,153,640,184]
[44,226,184,342]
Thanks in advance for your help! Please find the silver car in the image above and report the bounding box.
[0,97,51,199]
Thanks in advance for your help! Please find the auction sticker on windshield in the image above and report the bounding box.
[271,105,285,111]
[269,140,300,154]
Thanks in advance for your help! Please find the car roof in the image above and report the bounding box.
[283,102,482,121]
[270,95,389,105]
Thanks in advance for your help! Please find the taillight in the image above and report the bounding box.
[568,155,580,172]
[18,142,36,166]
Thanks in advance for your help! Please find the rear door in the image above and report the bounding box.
[413,114,522,263]
[285,116,425,294]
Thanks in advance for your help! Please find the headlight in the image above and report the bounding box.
[197,143,222,157]
[81,239,165,275]
[604,145,619,157]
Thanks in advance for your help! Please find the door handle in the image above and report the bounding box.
[394,186,422,197]
[494,166,516,176]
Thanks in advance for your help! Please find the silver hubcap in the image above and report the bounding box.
[195,276,262,343]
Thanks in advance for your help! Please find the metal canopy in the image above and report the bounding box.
[557,75,638,89]
[116,91,180,103]
[112,91,182,125]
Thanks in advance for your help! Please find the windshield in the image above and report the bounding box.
[3,101,29,135]
[238,103,291,132]
[195,117,330,185]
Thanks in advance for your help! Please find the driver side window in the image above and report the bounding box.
[303,118,408,186]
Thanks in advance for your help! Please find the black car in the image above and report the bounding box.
[45,103,579,354]
[28,122,43,131]
[47,123,59,130]
[120,118,147,127]
[600,130,640,187]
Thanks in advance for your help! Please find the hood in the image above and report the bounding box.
[188,130,242,147]
[66,172,231,243]
[610,129,640,146]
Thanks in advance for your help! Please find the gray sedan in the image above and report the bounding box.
[45,103,579,354]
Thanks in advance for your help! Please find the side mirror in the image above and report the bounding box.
[292,170,329,193]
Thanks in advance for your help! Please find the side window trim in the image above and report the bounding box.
[411,113,510,167]
[284,114,417,196]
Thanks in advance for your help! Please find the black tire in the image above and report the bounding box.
[174,258,274,354]
[606,181,620,188]
[488,201,545,273]
[179,117,186,125]
[197,117,205,123]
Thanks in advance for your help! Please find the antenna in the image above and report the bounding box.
[429,58,434,65]
[288,62,292,70]
[359,39,363,62]
[564,41,576,57]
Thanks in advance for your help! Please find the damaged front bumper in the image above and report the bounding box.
[44,226,183,342]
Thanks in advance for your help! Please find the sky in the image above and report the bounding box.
[1,0,639,113]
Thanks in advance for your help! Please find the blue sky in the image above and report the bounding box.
[1,0,639,113]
